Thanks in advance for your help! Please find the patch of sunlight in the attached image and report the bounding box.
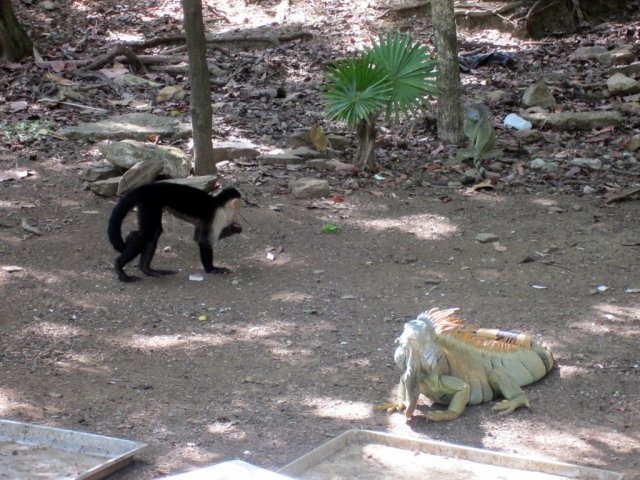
[270,347,315,360]
[170,443,222,465]
[207,420,239,435]
[121,333,228,351]
[116,320,297,351]
[569,304,640,336]
[0,389,42,418]
[303,397,372,420]
[483,424,638,465]
[54,353,111,373]
[557,364,591,378]
[26,321,87,339]
[351,213,459,240]
[592,303,640,323]
[271,291,314,303]
[106,31,144,43]
[531,197,559,207]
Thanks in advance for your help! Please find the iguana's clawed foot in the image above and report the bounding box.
[493,394,530,415]
[426,409,463,422]
[375,402,405,414]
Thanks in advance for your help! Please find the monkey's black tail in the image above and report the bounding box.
[107,192,139,252]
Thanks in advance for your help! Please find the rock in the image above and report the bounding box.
[305,158,357,174]
[89,177,120,197]
[113,74,163,88]
[597,45,635,66]
[212,141,260,163]
[606,73,640,96]
[305,158,332,171]
[462,169,481,184]
[530,158,558,172]
[522,82,556,108]
[158,175,218,192]
[289,146,323,159]
[619,102,640,114]
[326,134,351,149]
[259,152,304,166]
[569,158,602,170]
[40,0,57,10]
[156,85,185,102]
[514,129,543,142]
[623,134,640,152]
[98,140,191,178]
[486,90,509,104]
[287,131,313,148]
[290,178,330,199]
[287,132,350,150]
[475,233,499,243]
[522,111,621,130]
[80,164,122,182]
[611,62,640,76]
[117,159,164,196]
[569,46,607,61]
[59,113,191,141]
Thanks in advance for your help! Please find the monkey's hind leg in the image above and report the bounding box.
[138,227,177,278]
[115,230,146,282]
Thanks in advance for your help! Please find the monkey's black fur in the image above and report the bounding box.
[108,183,242,282]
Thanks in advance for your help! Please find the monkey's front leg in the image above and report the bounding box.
[198,242,231,274]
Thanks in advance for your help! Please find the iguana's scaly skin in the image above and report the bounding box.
[385,308,554,421]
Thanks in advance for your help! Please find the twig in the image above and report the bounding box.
[39,98,109,112]
[605,186,640,204]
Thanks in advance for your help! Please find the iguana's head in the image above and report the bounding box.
[396,318,435,350]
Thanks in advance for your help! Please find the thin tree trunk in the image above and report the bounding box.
[431,0,464,143]
[0,0,33,62]
[354,114,377,171]
[181,0,216,175]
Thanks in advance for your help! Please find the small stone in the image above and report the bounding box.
[569,158,602,170]
[290,178,330,199]
[623,134,640,152]
[530,158,558,172]
[522,81,556,108]
[607,73,640,96]
[475,233,499,243]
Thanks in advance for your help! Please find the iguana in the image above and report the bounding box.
[383,307,554,421]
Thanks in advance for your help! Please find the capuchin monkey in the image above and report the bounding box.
[108,183,243,282]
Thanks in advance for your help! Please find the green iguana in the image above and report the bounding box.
[383,307,554,421]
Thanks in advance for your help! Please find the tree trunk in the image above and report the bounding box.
[354,114,377,171]
[431,0,464,143]
[181,0,216,175]
[0,0,33,62]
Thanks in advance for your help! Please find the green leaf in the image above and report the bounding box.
[321,223,340,233]
[366,32,438,123]
[322,57,392,127]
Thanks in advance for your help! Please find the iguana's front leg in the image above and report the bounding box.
[489,368,531,415]
[424,374,471,421]
[377,348,422,418]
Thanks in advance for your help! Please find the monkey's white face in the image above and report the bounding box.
[211,198,243,243]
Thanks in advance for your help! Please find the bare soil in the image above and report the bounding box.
[1,1,639,479]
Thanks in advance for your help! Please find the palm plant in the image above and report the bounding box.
[322,33,438,170]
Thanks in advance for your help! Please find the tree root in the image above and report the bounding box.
[76,31,312,71]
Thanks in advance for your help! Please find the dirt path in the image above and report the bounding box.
[1,151,638,478]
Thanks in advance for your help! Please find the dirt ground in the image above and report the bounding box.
[1,0,640,479]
